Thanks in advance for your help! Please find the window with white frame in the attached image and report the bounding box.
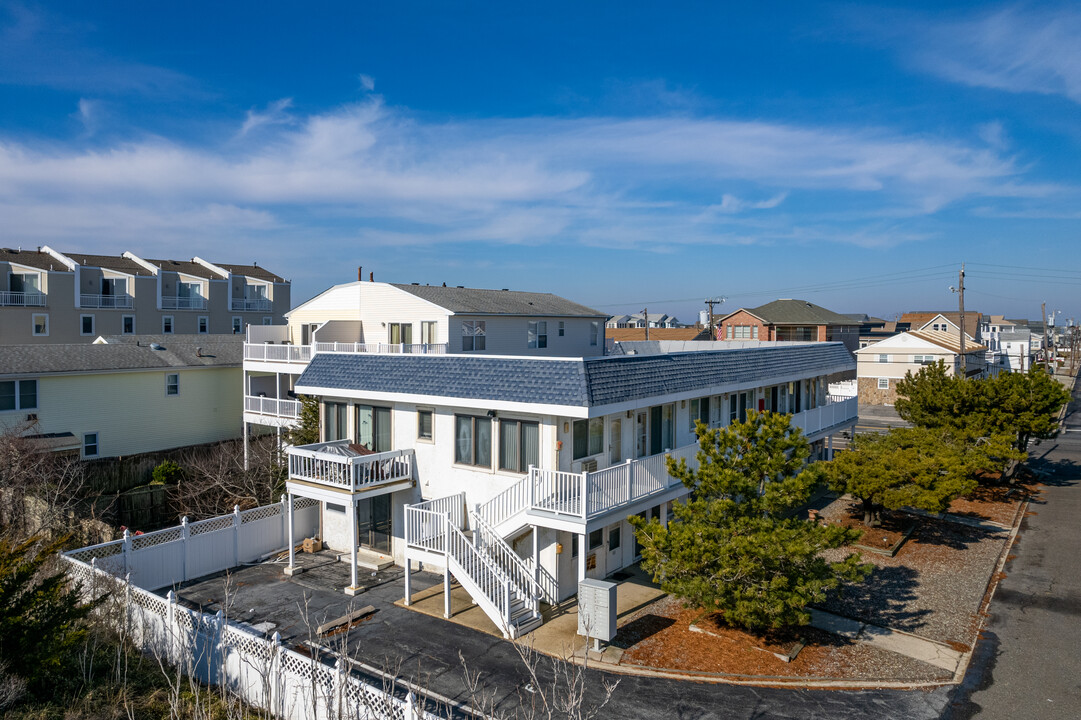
[912,354,935,365]
[726,325,733,339]
[122,315,135,334]
[262,316,272,325]
[527,321,547,349]
[389,322,413,345]
[590,321,599,346]
[558,321,565,337]
[198,316,208,333]
[461,321,486,351]
[421,321,437,345]
[80,314,95,336]
[878,354,889,363]
[753,326,759,339]
[733,325,753,339]
[0,379,37,411]
[162,315,174,334]
[232,316,242,334]
[499,418,539,472]
[83,432,99,458]
[689,397,710,431]
[417,409,433,441]
[572,417,604,460]
[877,378,889,390]
[165,373,179,396]
[455,414,492,467]
[32,313,48,336]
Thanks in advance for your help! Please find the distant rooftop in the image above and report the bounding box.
[0,247,286,282]
[721,299,857,327]
[0,335,241,375]
[390,283,605,317]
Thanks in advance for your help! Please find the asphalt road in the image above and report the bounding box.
[943,373,1081,719]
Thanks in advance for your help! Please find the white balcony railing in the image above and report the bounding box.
[314,342,448,355]
[790,396,858,436]
[243,343,312,363]
[244,394,301,419]
[80,293,133,309]
[0,290,47,307]
[161,295,207,310]
[287,442,413,493]
[232,298,273,312]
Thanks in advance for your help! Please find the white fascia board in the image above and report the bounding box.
[292,384,590,418]
[192,257,231,279]
[122,251,160,275]
[39,246,77,271]
[585,363,855,417]
[283,281,362,318]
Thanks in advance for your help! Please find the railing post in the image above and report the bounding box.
[181,517,189,582]
[504,577,512,630]
[122,528,131,577]
[581,471,589,519]
[626,457,633,503]
[232,505,241,567]
[528,465,536,510]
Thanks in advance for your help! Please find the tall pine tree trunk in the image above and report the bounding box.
[861,496,882,526]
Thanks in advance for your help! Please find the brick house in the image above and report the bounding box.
[716,299,860,353]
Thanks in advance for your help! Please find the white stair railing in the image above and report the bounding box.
[470,512,544,612]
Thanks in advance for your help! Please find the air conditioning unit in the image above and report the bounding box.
[573,458,598,473]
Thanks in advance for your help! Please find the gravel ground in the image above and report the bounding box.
[817,497,1008,648]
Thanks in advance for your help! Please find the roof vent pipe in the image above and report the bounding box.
[370,271,374,282]
[357,266,363,281]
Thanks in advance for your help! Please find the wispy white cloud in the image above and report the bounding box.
[358,74,376,92]
[239,98,296,136]
[870,5,1081,103]
[0,96,1063,267]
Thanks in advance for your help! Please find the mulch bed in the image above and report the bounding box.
[616,596,952,682]
[948,479,1035,526]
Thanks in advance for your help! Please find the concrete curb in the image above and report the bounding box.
[553,493,1033,691]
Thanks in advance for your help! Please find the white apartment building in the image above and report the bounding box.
[244,279,858,638]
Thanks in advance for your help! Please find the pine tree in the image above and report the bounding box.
[285,394,320,446]
[631,412,870,632]
[822,427,993,525]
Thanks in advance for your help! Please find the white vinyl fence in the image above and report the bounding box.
[62,496,441,720]
[62,558,436,720]
[64,496,321,591]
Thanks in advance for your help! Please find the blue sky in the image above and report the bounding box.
[2,1,1080,323]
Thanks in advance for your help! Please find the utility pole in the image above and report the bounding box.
[950,263,967,377]
[643,308,649,341]
[1042,302,1048,366]
[704,296,726,341]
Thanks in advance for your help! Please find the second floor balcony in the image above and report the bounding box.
[287,442,414,494]
[244,343,312,363]
[0,290,47,307]
[314,341,448,355]
[244,394,300,420]
[162,295,207,310]
[232,297,273,312]
[80,293,133,309]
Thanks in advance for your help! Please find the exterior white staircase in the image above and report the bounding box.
[405,493,542,638]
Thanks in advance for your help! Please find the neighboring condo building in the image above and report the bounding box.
[0,246,289,344]
[716,299,860,354]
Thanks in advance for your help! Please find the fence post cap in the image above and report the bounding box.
[167,590,177,603]
[181,516,188,526]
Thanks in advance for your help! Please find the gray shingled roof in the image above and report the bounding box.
[144,258,218,279]
[214,263,286,283]
[0,248,65,272]
[729,299,857,327]
[0,336,241,375]
[390,284,604,317]
[297,354,589,406]
[296,343,854,408]
[66,253,155,276]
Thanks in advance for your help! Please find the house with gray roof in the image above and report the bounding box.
[0,335,242,458]
[242,276,858,638]
[716,299,860,354]
[0,246,289,344]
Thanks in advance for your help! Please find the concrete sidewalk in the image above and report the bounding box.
[809,609,963,673]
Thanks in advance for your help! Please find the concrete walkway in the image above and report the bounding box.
[396,563,664,663]
[809,609,963,673]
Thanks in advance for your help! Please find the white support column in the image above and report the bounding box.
[243,421,250,470]
[284,492,300,576]
[578,532,587,582]
[444,563,452,618]
[660,503,669,529]
[345,499,359,595]
[532,525,540,613]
